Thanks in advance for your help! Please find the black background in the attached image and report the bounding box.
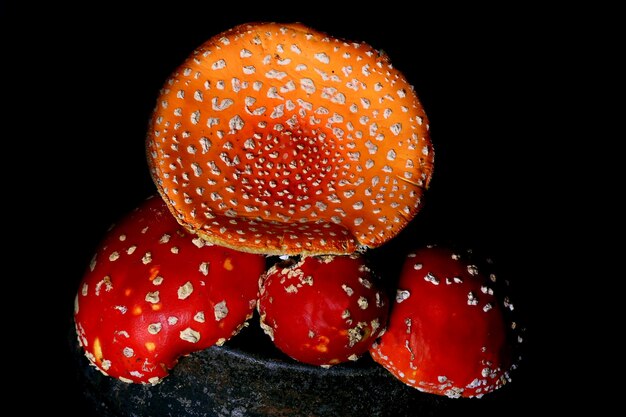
[6,4,564,415]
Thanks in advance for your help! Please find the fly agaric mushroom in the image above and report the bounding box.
[369,245,522,398]
[146,22,434,256]
[74,196,266,384]
[258,255,388,366]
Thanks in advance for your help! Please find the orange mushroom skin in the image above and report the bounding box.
[74,196,266,384]
[146,22,434,256]
[258,255,388,366]
[370,245,519,398]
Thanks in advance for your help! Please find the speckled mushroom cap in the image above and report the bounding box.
[147,22,434,255]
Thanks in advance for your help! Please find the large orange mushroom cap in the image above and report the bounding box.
[147,22,434,255]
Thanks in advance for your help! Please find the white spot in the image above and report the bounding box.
[145,291,160,304]
[228,115,245,132]
[396,290,410,303]
[424,272,440,285]
[206,117,219,128]
[123,347,134,358]
[387,149,397,161]
[369,123,378,137]
[290,44,301,54]
[270,104,285,119]
[148,323,162,335]
[109,251,120,262]
[95,276,113,295]
[214,301,229,321]
[347,151,360,161]
[192,237,205,248]
[180,328,201,343]
[190,110,200,125]
[342,284,354,296]
[300,78,316,94]
[211,97,234,111]
[358,296,369,309]
[467,292,479,306]
[365,140,378,155]
[280,80,296,93]
[314,52,330,64]
[467,265,479,276]
[240,49,252,58]
[200,137,212,153]
[390,123,402,135]
[199,262,210,276]
[194,311,206,323]
[483,303,493,312]
[168,316,178,325]
[211,59,226,70]
[265,69,287,80]
[178,281,194,300]
[191,162,203,177]
[267,87,283,99]
[142,252,152,264]
[193,90,203,102]
[231,77,243,93]
[114,305,127,314]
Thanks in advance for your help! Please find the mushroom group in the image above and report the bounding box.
[74,21,522,402]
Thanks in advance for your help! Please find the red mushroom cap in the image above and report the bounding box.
[258,254,389,366]
[74,196,266,384]
[369,245,522,398]
[146,22,434,256]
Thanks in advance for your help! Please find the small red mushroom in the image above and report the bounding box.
[369,245,522,398]
[258,254,389,367]
[74,196,266,384]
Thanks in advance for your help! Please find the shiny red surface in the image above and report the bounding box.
[370,246,514,398]
[74,196,266,384]
[259,256,389,366]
